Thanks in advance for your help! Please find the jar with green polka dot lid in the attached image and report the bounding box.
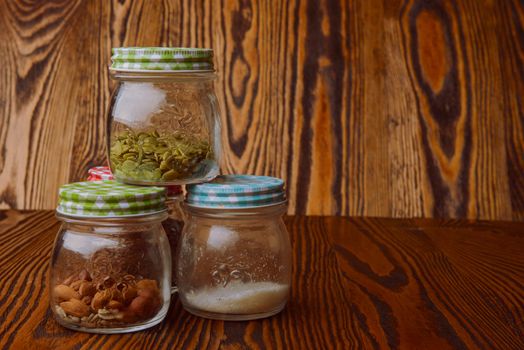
[50,180,171,333]
[108,47,222,186]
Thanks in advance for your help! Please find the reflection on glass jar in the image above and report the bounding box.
[177,175,292,321]
[107,47,221,185]
[50,181,171,333]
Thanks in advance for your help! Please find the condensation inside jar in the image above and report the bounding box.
[109,81,220,185]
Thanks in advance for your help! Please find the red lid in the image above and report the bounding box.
[166,185,183,197]
[87,166,114,181]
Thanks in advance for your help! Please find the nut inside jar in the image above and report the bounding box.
[53,269,163,328]
[50,226,169,330]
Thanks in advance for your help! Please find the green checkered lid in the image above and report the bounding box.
[186,175,286,209]
[57,180,167,217]
[111,47,214,71]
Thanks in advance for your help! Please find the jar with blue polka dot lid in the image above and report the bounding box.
[176,175,292,320]
[50,180,171,333]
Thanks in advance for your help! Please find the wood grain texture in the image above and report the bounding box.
[0,0,522,219]
[0,211,523,349]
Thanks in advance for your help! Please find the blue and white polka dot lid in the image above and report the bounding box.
[186,175,286,209]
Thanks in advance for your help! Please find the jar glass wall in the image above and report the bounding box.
[176,203,291,321]
[50,213,171,333]
[162,192,186,293]
[108,71,221,185]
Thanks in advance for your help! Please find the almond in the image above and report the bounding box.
[78,269,92,281]
[137,288,160,300]
[79,282,96,297]
[128,293,162,319]
[91,290,111,311]
[62,275,76,286]
[107,300,123,310]
[81,296,92,305]
[122,286,137,305]
[54,284,80,302]
[136,279,158,291]
[120,309,138,323]
[60,299,90,318]
[128,296,154,318]
[70,280,83,291]
[110,289,124,304]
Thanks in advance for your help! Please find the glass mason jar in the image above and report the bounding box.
[107,47,221,185]
[50,181,171,333]
[177,175,292,321]
[161,186,185,293]
[86,166,185,294]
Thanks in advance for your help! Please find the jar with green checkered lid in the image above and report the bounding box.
[50,181,172,333]
[108,47,221,185]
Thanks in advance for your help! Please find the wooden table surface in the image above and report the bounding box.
[0,211,522,349]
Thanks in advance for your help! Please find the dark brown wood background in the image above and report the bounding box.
[0,0,522,219]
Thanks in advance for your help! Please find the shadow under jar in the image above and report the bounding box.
[177,175,292,321]
[50,181,171,333]
[108,47,221,185]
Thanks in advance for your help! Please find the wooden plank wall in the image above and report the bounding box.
[0,0,522,219]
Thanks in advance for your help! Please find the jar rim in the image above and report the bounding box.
[109,69,217,81]
[56,210,168,226]
[183,201,287,218]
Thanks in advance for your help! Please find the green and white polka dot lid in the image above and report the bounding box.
[57,180,167,217]
[186,175,286,209]
[111,47,214,72]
